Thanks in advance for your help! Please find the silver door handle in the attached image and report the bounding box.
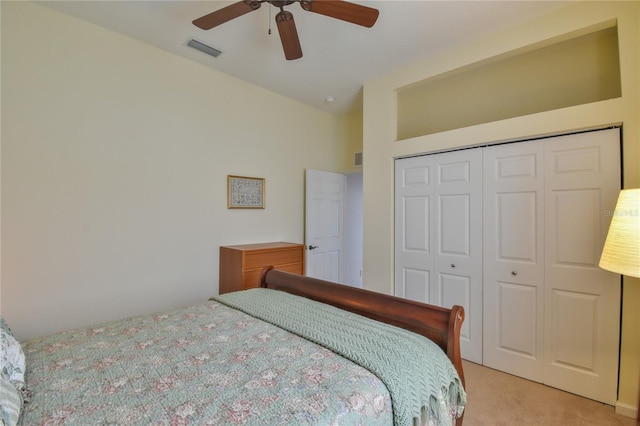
[307,245,319,250]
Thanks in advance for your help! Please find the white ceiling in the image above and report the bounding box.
[40,1,571,116]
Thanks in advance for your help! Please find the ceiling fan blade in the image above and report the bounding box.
[301,0,379,28]
[276,11,303,60]
[193,1,261,30]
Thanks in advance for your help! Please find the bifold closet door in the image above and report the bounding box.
[395,155,434,304]
[483,141,546,381]
[542,128,620,405]
[483,128,621,404]
[395,128,621,401]
[395,149,483,363]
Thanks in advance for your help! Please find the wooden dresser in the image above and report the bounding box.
[219,242,305,294]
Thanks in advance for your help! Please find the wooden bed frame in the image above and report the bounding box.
[260,266,466,424]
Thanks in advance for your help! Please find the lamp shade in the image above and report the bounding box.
[599,188,640,278]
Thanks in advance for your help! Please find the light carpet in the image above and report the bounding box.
[462,360,637,425]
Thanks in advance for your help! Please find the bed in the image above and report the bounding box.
[1,267,466,426]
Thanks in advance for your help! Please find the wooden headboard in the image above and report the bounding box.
[259,266,465,388]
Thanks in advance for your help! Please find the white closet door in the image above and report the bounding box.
[483,141,546,381]
[395,150,483,363]
[432,149,483,363]
[395,156,435,303]
[542,128,621,404]
[396,128,621,397]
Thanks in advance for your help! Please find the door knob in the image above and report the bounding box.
[512,271,518,276]
[451,264,456,268]
[307,245,319,250]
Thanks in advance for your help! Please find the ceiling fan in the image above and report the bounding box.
[193,0,379,60]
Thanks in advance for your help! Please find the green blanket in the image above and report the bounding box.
[214,288,466,426]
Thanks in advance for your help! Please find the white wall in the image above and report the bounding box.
[1,2,344,340]
[362,0,639,417]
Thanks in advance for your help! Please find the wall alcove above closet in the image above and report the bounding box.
[396,24,621,140]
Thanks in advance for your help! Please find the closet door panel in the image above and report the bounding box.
[404,197,430,253]
[543,128,621,405]
[496,281,538,356]
[433,149,483,363]
[439,194,471,256]
[403,268,430,302]
[395,149,483,363]
[496,192,538,262]
[550,290,598,368]
[439,273,472,343]
[395,157,434,301]
[483,142,545,381]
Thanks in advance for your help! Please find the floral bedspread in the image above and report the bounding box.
[215,289,465,425]
[19,300,392,425]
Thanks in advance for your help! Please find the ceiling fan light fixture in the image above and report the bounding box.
[187,38,222,58]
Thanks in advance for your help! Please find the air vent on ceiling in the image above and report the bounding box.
[187,38,222,58]
[354,152,363,167]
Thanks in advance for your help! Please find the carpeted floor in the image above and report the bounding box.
[462,360,637,425]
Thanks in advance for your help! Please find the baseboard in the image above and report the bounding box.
[615,401,638,420]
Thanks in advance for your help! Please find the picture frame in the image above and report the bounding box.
[227,175,265,209]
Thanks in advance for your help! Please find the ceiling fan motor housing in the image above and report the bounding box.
[244,1,262,11]
[267,0,297,9]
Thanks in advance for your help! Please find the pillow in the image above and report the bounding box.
[0,375,22,426]
[0,323,25,389]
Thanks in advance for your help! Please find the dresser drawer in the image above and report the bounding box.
[244,247,303,270]
[219,242,305,294]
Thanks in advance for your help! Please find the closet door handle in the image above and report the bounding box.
[512,271,518,276]
[451,264,456,268]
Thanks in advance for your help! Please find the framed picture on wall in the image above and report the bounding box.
[227,175,265,209]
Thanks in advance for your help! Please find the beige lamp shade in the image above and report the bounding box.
[599,188,640,278]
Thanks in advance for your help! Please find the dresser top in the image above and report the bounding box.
[221,242,303,251]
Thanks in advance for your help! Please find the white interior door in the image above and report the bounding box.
[395,150,483,363]
[542,128,621,405]
[483,141,546,381]
[305,169,345,283]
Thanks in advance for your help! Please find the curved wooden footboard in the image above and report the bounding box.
[259,266,465,389]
